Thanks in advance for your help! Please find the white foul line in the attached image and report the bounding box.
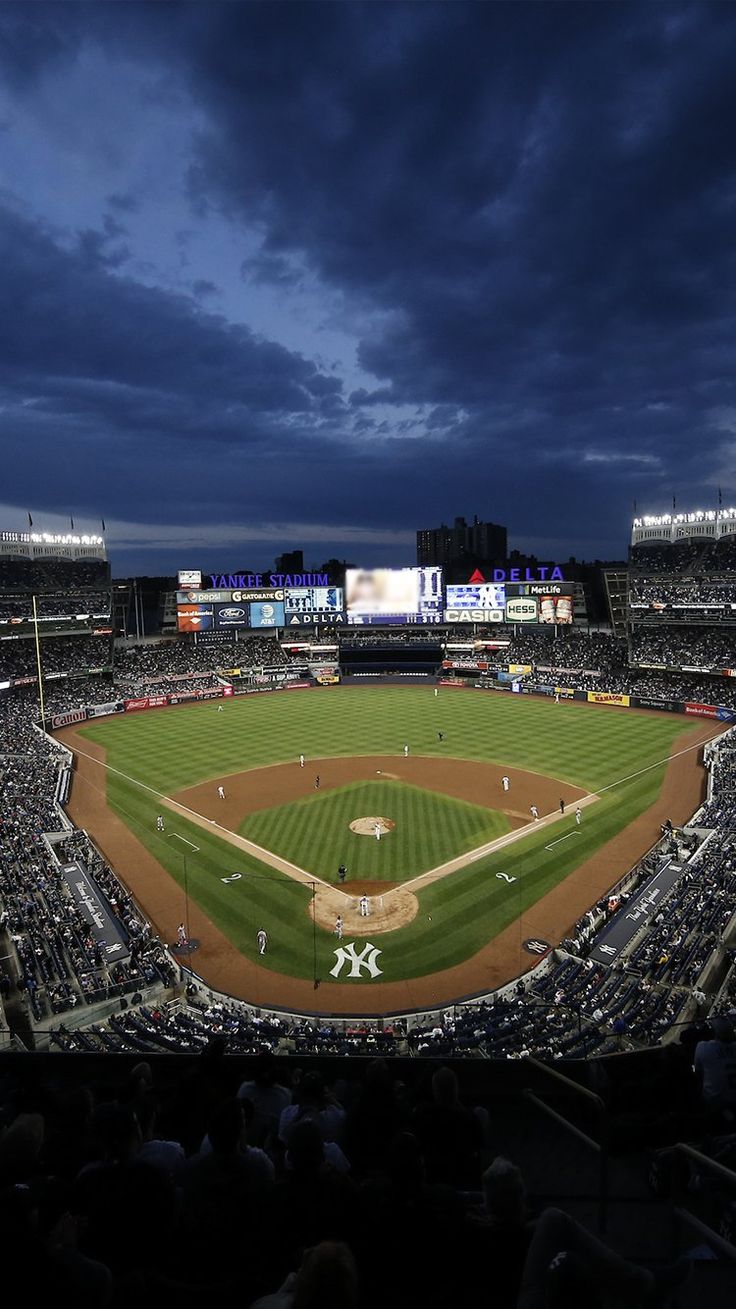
[169,833,200,851]
[545,831,581,851]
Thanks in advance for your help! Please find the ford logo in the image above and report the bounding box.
[220,608,245,619]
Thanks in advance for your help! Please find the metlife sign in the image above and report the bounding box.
[286,611,346,626]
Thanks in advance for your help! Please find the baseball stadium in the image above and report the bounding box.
[2,512,736,1289]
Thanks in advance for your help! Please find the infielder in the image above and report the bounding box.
[559,798,566,814]
[334,915,343,940]
[257,928,268,955]
[299,753,305,768]
[217,785,226,800]
[359,895,370,917]
[403,743,410,757]
[314,775,321,789]
[575,806,582,826]
[502,776,510,792]
[530,804,539,821]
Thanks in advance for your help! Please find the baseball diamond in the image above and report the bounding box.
[56,686,719,1014]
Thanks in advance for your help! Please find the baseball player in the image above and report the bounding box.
[434,687,439,698]
[501,776,510,792]
[334,915,343,940]
[156,815,165,832]
[359,895,370,917]
[437,731,444,742]
[314,774,321,790]
[559,798,566,814]
[337,863,347,883]
[403,743,410,757]
[530,804,539,821]
[217,704,224,713]
[299,753,305,768]
[257,928,268,955]
[555,692,560,704]
[575,806,582,826]
[176,923,187,949]
[374,821,382,841]
[217,785,226,800]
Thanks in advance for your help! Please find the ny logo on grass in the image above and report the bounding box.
[330,942,383,979]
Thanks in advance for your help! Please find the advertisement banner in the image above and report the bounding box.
[214,602,250,629]
[442,658,489,672]
[284,681,312,690]
[51,708,87,729]
[684,702,719,718]
[505,596,538,623]
[315,673,340,685]
[169,691,198,704]
[124,695,169,712]
[587,691,630,707]
[222,684,234,697]
[285,611,347,626]
[554,687,577,699]
[633,697,682,713]
[177,603,214,632]
[508,664,532,675]
[59,861,130,961]
[538,594,573,624]
[444,608,505,623]
[86,701,124,718]
[249,600,285,628]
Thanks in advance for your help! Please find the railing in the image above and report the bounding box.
[523,1056,610,1232]
[670,1143,736,1264]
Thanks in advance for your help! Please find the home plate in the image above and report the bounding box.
[545,831,581,851]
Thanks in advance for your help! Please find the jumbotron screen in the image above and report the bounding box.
[345,566,444,625]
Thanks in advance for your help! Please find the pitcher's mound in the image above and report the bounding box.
[349,816,396,836]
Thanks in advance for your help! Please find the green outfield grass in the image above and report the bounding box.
[77,687,703,991]
[239,779,510,881]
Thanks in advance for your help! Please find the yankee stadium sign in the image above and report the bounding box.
[209,572,329,589]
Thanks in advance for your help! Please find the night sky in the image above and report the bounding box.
[2,1,735,576]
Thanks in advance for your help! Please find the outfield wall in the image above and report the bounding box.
[473,677,736,724]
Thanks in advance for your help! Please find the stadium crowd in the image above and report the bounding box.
[0,1043,713,1309]
[0,694,175,1025]
[630,627,736,669]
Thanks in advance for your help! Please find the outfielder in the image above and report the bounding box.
[575,806,582,826]
[257,928,268,955]
[156,815,165,832]
[403,743,410,757]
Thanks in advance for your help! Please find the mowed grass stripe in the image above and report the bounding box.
[82,687,689,794]
[239,780,509,882]
[80,689,704,985]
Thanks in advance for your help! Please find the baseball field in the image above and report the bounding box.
[57,686,720,1014]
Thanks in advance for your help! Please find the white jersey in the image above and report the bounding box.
[502,777,510,791]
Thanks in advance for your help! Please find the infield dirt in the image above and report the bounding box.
[57,718,721,1014]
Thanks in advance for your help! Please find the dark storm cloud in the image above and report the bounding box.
[1,1,736,568]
